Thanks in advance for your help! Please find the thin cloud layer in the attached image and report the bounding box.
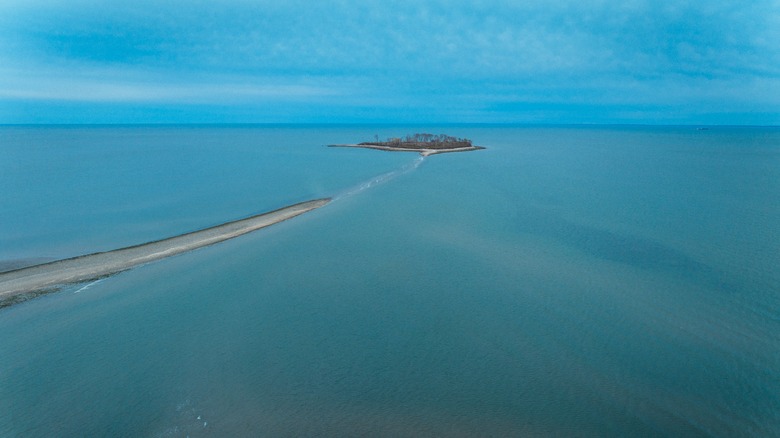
[1,0,778,123]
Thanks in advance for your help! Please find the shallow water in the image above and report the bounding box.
[1,125,778,436]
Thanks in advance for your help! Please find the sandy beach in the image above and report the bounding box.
[0,198,330,307]
[328,144,485,156]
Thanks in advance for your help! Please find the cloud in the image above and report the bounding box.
[0,68,339,103]
[0,0,778,123]
[0,82,335,103]
[5,0,776,76]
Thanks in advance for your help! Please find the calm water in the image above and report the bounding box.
[1,125,778,436]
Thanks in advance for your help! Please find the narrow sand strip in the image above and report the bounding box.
[0,198,330,307]
[328,144,485,156]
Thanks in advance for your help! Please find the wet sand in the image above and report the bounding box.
[0,198,330,307]
[328,144,485,156]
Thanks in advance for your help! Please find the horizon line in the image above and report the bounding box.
[1,122,778,128]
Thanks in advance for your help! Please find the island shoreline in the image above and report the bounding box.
[328,144,485,156]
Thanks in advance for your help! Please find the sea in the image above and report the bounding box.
[0,125,778,436]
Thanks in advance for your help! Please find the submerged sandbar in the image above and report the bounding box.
[0,198,330,308]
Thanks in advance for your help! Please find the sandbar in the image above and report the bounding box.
[0,198,330,308]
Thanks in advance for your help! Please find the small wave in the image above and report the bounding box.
[154,399,207,437]
[73,279,104,294]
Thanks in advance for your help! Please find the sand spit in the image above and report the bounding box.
[0,198,330,308]
[328,144,485,156]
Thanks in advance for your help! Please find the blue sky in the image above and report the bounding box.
[1,0,778,124]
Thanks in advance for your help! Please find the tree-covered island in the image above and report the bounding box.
[329,133,485,156]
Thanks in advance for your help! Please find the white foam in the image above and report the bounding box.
[73,279,104,294]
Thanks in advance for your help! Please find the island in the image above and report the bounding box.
[329,133,485,156]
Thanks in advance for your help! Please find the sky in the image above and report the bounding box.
[0,0,778,124]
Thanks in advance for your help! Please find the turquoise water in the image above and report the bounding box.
[1,125,779,436]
